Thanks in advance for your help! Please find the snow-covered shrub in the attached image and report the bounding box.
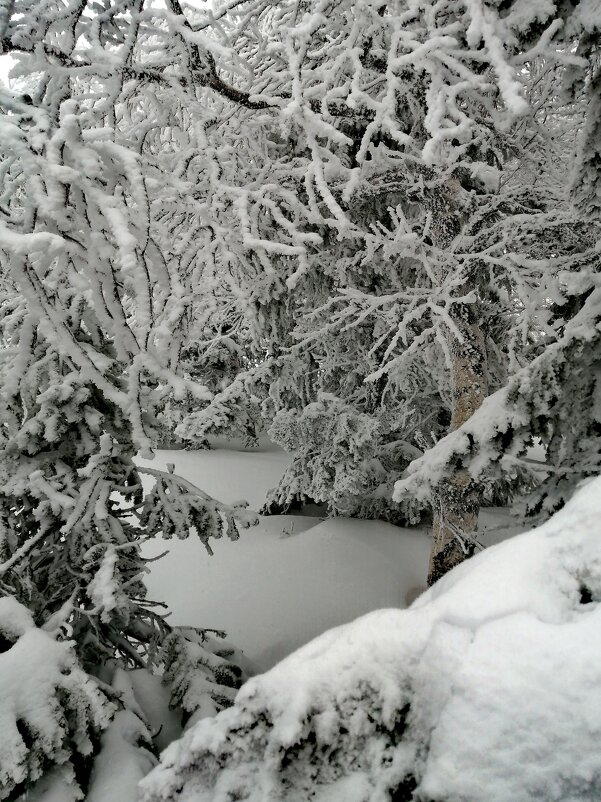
[162,628,251,726]
[0,597,114,801]
[175,391,261,450]
[85,709,156,802]
[141,477,601,802]
[163,338,262,448]
[265,396,424,523]
[83,634,251,802]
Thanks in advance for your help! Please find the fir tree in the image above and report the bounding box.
[167,0,593,581]
[0,1,258,795]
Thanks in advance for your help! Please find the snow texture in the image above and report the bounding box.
[0,599,113,799]
[141,476,601,802]
[86,710,156,802]
[140,444,431,671]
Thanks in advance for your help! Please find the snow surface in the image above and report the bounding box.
[0,55,12,87]
[139,442,433,671]
[86,710,156,802]
[141,476,601,802]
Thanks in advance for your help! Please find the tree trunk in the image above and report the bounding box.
[428,291,488,585]
[426,180,488,585]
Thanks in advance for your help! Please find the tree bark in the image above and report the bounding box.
[428,293,488,585]
[426,182,488,585]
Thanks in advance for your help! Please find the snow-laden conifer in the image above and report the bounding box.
[0,597,113,800]
[171,0,595,580]
[0,1,259,795]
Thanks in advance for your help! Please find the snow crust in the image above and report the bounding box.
[141,477,601,802]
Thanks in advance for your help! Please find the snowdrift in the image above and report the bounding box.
[141,477,601,802]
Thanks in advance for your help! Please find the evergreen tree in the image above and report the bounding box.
[0,1,257,795]
[169,0,593,581]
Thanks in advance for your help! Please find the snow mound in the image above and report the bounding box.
[141,478,601,802]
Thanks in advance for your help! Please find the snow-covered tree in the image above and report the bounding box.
[165,0,596,582]
[0,1,259,795]
[393,13,601,544]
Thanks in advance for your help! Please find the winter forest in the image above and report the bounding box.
[1,0,601,800]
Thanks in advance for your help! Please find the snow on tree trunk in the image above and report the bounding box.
[430,288,488,583]
[427,185,488,584]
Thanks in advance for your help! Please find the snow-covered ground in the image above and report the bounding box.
[142,476,601,802]
[139,441,524,671]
